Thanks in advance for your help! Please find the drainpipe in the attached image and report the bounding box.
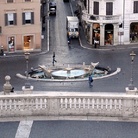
[88,0,89,14]
[123,0,125,29]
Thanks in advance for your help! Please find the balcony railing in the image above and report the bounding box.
[82,10,121,24]
[0,91,138,119]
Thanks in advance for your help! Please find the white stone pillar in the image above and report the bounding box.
[22,86,34,94]
[125,87,138,95]
[3,75,12,95]
[122,97,134,119]
[89,23,93,45]
[100,23,105,46]
[114,24,119,45]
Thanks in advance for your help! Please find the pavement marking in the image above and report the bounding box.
[15,120,33,138]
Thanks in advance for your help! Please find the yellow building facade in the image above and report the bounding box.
[0,0,41,53]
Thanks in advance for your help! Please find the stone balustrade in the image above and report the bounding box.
[0,92,138,119]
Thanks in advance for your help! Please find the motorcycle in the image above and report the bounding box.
[67,37,71,44]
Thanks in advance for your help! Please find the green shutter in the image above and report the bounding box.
[5,14,8,26]
[22,13,25,24]
[31,12,34,24]
[14,13,17,25]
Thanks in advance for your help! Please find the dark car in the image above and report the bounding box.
[49,1,56,15]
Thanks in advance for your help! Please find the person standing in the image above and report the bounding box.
[89,75,93,87]
[0,46,3,56]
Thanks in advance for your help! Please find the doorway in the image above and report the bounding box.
[23,35,33,50]
[105,24,113,45]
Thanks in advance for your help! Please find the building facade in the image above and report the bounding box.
[0,0,41,53]
[79,0,138,46]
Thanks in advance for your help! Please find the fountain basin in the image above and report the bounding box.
[51,69,86,79]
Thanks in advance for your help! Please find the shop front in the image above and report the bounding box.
[23,35,34,50]
[104,24,113,45]
[8,36,15,52]
[130,22,138,43]
[5,34,38,52]
[92,23,100,46]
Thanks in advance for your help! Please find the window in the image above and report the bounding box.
[22,12,34,24]
[106,2,113,15]
[7,0,13,3]
[25,0,31,2]
[93,2,99,15]
[134,1,138,13]
[5,13,17,26]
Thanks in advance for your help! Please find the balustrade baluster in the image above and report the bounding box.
[73,98,76,108]
[87,98,90,109]
[65,98,68,109]
[78,98,81,108]
[69,98,72,108]
[92,99,95,109]
[60,98,63,108]
[83,98,85,108]
[101,99,104,109]
[118,99,122,110]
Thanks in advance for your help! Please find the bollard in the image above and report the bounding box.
[3,75,12,95]
[125,87,138,95]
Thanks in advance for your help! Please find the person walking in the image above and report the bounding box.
[89,75,93,87]
[52,52,57,66]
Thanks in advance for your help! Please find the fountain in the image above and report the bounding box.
[65,64,73,74]
[16,62,121,81]
[30,62,109,79]
[39,65,52,78]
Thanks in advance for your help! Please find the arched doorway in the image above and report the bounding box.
[105,24,113,45]
[130,23,138,43]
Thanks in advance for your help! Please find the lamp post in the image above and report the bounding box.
[128,51,136,90]
[24,52,30,88]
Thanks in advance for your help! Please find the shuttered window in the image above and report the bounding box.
[25,0,31,2]
[7,0,13,3]
[134,1,138,13]
[5,13,17,26]
[22,12,34,25]
[106,2,113,15]
[93,2,99,15]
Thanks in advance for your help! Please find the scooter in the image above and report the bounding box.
[67,37,71,44]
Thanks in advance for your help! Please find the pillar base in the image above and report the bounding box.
[125,87,138,95]
[22,86,34,94]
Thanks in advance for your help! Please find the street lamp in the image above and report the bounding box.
[24,52,30,88]
[128,51,136,90]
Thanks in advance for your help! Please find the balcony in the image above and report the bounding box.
[82,10,122,24]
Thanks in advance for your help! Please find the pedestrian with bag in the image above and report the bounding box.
[89,75,93,87]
